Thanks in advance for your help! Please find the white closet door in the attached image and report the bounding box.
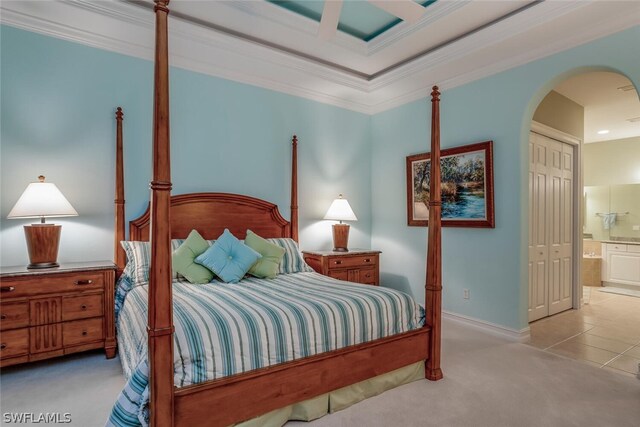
[528,132,574,322]
[548,138,573,315]
[529,133,549,322]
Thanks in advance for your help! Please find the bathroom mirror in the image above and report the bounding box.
[584,184,640,242]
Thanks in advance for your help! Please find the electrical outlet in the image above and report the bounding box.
[633,225,640,231]
[463,289,470,300]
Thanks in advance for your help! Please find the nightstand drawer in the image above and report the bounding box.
[328,255,377,269]
[1,272,104,298]
[0,328,29,358]
[63,294,103,321]
[359,267,377,285]
[329,270,349,281]
[63,318,104,346]
[0,302,29,331]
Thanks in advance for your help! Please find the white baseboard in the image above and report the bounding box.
[443,310,530,343]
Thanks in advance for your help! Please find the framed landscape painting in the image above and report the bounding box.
[406,141,495,228]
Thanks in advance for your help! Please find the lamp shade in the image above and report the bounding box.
[324,194,357,222]
[7,176,78,220]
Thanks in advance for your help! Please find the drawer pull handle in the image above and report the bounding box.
[0,344,6,350]
[82,331,88,336]
[81,305,87,310]
[364,259,371,263]
[75,280,93,286]
[334,260,342,265]
[0,286,15,293]
[0,314,6,320]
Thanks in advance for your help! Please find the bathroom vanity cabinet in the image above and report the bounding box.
[602,243,640,287]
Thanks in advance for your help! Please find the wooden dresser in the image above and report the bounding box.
[303,250,381,286]
[0,261,116,368]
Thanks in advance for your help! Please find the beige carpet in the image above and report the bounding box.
[1,320,639,427]
[290,321,640,427]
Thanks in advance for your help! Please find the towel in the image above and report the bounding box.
[602,213,617,230]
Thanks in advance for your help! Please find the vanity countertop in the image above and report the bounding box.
[600,240,640,245]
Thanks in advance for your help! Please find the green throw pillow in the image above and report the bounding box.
[245,230,286,279]
[172,230,214,284]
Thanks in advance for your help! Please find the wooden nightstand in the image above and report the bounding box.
[303,250,381,286]
[0,261,117,368]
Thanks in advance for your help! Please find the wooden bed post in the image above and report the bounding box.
[148,1,175,426]
[291,135,299,242]
[114,107,126,274]
[425,86,443,381]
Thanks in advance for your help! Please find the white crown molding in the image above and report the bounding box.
[0,2,154,60]
[443,310,531,343]
[1,0,639,116]
[367,6,640,114]
[168,13,369,92]
[369,0,587,91]
[1,0,374,114]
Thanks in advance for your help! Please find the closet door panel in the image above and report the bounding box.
[528,132,574,321]
[562,257,573,300]
[548,139,573,315]
[559,144,574,311]
[548,138,564,313]
[534,261,547,310]
[528,138,536,318]
[529,133,549,321]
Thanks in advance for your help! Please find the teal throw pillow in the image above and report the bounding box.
[245,230,286,279]
[195,229,261,283]
[172,230,214,284]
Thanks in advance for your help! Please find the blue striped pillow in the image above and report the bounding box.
[121,239,212,285]
[266,238,313,274]
[120,241,152,285]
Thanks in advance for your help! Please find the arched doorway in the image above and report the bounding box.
[525,70,640,374]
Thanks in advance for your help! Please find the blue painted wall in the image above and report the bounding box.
[0,25,372,267]
[2,23,639,332]
[371,26,640,331]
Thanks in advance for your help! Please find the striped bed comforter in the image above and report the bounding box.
[108,272,424,426]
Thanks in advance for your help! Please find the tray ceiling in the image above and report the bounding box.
[165,0,536,76]
[268,0,437,42]
[1,1,639,114]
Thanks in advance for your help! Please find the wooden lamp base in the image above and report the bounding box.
[24,224,61,269]
[332,223,350,252]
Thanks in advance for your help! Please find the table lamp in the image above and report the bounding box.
[7,175,78,269]
[324,194,357,252]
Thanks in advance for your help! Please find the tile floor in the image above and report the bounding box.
[527,287,640,378]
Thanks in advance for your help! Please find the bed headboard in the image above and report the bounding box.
[113,112,299,272]
[129,192,293,241]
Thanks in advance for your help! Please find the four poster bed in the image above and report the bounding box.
[108,1,444,426]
